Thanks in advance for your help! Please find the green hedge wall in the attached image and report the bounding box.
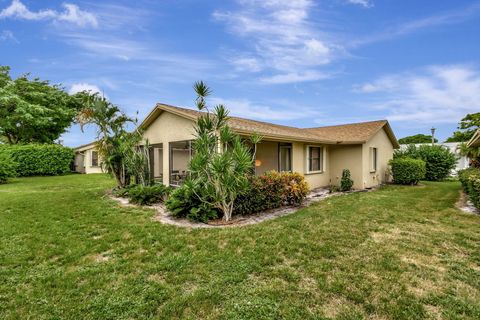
[389,157,426,185]
[458,168,480,209]
[0,144,74,176]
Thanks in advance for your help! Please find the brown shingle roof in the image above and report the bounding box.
[141,103,399,147]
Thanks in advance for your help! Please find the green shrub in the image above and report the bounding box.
[0,144,74,176]
[394,145,456,181]
[458,168,480,209]
[165,179,218,223]
[127,184,170,205]
[389,157,426,185]
[0,151,17,184]
[234,171,309,215]
[340,169,354,191]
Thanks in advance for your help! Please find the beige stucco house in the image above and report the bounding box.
[140,103,399,190]
[73,142,104,174]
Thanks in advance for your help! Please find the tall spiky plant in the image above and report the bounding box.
[188,81,261,221]
[457,143,480,168]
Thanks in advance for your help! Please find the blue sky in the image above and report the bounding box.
[1,0,480,146]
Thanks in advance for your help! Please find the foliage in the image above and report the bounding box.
[233,171,309,215]
[77,94,150,188]
[0,66,84,144]
[0,144,73,176]
[125,184,170,206]
[445,112,480,142]
[398,134,437,144]
[389,157,426,185]
[165,179,218,223]
[187,81,260,221]
[457,143,480,168]
[340,169,354,191]
[394,144,456,181]
[0,151,16,183]
[458,168,480,209]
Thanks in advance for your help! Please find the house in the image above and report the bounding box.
[467,129,480,147]
[73,142,103,174]
[139,103,399,189]
[399,142,470,174]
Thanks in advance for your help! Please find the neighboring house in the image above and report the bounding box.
[467,129,480,147]
[73,142,103,174]
[139,103,399,189]
[399,142,470,174]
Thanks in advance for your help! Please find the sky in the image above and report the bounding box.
[1,0,480,147]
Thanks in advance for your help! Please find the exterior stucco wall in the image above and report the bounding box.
[362,128,394,188]
[297,143,330,189]
[74,147,103,174]
[329,145,363,189]
[143,111,196,185]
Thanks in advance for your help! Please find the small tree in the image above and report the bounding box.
[77,94,150,188]
[445,112,480,142]
[188,81,260,221]
[340,169,354,191]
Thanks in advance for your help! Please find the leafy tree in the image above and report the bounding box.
[445,112,480,142]
[188,81,261,221]
[398,134,437,144]
[76,94,150,188]
[0,66,84,144]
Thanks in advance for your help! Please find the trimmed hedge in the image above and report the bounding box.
[0,151,17,184]
[0,144,74,176]
[394,145,456,181]
[233,171,309,216]
[389,157,426,185]
[113,183,171,206]
[458,168,480,209]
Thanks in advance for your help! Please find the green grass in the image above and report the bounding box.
[1,174,479,319]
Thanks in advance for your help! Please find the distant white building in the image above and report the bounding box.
[399,142,469,175]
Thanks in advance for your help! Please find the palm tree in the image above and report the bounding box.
[457,143,480,168]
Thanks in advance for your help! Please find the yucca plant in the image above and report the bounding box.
[188,81,261,221]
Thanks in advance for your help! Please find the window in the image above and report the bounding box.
[370,147,377,172]
[308,146,323,172]
[278,144,292,172]
[91,151,99,167]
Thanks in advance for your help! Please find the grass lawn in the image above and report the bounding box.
[1,174,479,319]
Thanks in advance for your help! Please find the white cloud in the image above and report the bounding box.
[354,65,480,123]
[0,0,97,27]
[69,83,103,95]
[260,71,329,84]
[214,0,338,84]
[352,2,480,46]
[210,97,322,121]
[0,30,18,43]
[347,0,373,8]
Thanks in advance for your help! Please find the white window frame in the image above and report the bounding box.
[370,147,377,173]
[306,145,324,174]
